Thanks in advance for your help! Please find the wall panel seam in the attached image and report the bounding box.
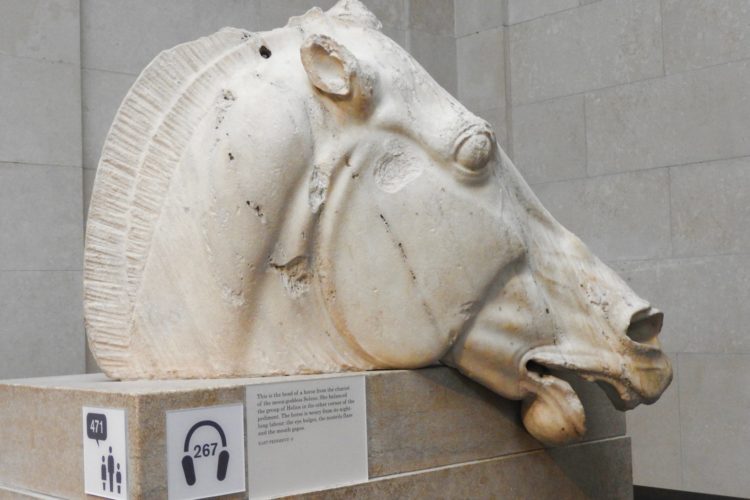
[505,3,585,28]
[512,52,750,108]
[676,352,686,489]
[666,167,674,258]
[606,251,750,265]
[80,65,137,76]
[0,269,83,273]
[502,10,513,159]
[0,52,78,68]
[658,0,667,78]
[582,95,589,177]
[528,152,750,189]
[0,160,80,169]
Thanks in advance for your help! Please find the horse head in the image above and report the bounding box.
[84,0,671,445]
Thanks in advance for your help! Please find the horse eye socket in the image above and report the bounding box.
[455,133,492,172]
[259,46,272,58]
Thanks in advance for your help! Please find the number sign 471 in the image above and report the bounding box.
[91,418,104,434]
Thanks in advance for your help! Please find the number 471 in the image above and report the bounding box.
[193,443,218,458]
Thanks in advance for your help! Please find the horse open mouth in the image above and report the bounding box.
[518,348,670,445]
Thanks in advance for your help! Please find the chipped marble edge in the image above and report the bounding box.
[0,368,423,395]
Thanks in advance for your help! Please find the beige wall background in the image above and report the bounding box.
[1,0,748,497]
[455,1,749,497]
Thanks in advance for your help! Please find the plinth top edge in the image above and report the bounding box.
[0,369,418,395]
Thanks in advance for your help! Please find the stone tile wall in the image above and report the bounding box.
[0,1,456,374]
[488,0,750,496]
[0,0,84,378]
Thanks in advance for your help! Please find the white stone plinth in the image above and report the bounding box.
[0,367,631,499]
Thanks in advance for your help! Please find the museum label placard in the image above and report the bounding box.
[246,375,368,498]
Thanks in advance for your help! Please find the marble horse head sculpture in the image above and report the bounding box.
[84,0,672,445]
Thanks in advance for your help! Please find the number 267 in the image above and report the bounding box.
[193,442,218,458]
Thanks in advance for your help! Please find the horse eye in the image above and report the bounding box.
[259,46,272,59]
[455,133,493,172]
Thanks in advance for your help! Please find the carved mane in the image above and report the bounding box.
[84,28,260,372]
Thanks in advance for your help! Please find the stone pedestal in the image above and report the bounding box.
[0,367,632,499]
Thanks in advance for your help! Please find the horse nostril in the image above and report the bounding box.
[455,132,493,172]
[626,308,663,346]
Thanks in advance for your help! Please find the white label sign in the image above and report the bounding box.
[246,375,368,499]
[82,407,128,499]
[166,403,246,500]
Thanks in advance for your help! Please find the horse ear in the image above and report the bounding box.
[300,34,374,116]
[301,34,356,96]
[327,0,382,30]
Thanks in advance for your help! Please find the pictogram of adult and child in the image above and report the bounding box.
[101,446,123,494]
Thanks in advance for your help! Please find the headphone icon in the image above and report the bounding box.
[181,420,230,486]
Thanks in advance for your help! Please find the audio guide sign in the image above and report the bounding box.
[166,403,245,500]
[82,407,128,499]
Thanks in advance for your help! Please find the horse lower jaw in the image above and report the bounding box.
[520,367,587,446]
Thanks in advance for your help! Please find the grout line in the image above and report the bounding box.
[404,0,412,53]
[81,65,138,77]
[606,250,750,265]
[582,94,589,177]
[666,166,674,258]
[528,152,750,188]
[511,53,750,109]
[531,165,669,187]
[0,160,80,169]
[678,352,750,357]
[408,27,455,38]
[675,353,686,489]
[0,269,83,273]
[0,51,78,67]
[452,0,456,36]
[79,2,86,231]
[451,0,459,100]
[506,1,590,28]
[455,31,477,40]
[659,0,667,77]
[455,24,503,41]
[502,0,514,159]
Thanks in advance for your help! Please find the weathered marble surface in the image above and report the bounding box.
[0,368,628,499]
[84,0,671,445]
